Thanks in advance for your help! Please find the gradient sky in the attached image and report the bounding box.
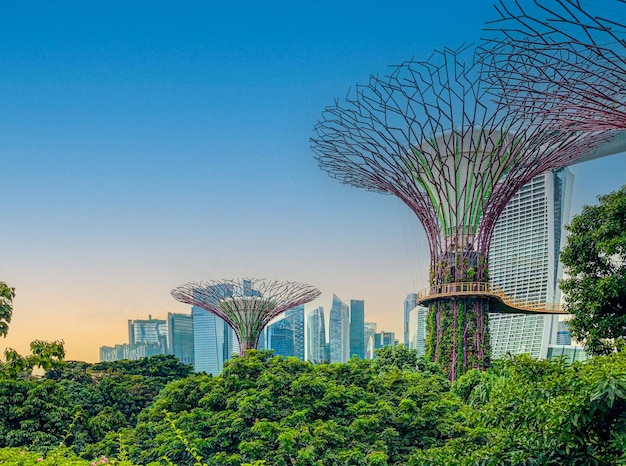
[2,1,625,362]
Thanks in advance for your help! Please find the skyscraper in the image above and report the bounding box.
[403,293,418,346]
[349,299,365,359]
[267,317,294,358]
[167,312,194,366]
[191,282,239,375]
[264,304,305,359]
[286,305,305,360]
[407,306,428,356]
[364,321,377,359]
[373,331,396,353]
[307,306,327,363]
[128,315,168,351]
[488,168,573,359]
[329,294,350,363]
[100,315,169,362]
[192,307,238,374]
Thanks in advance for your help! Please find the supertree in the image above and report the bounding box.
[479,0,626,131]
[172,278,321,354]
[311,45,611,379]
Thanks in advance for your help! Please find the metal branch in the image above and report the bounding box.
[480,0,626,131]
[311,45,610,275]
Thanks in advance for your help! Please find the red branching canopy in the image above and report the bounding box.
[480,0,626,131]
[311,45,612,280]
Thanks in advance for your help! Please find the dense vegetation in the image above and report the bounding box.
[0,353,192,460]
[0,281,15,338]
[0,346,624,465]
[560,184,626,356]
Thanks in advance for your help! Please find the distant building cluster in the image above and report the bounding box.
[100,295,399,374]
[99,313,193,365]
[295,295,397,364]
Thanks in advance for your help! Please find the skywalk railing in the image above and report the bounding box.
[417,282,566,314]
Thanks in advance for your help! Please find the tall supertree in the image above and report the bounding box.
[311,45,611,379]
[172,278,321,354]
[480,0,626,131]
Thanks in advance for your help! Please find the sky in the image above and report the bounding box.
[1,1,625,362]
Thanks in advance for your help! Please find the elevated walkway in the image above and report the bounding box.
[417,282,567,314]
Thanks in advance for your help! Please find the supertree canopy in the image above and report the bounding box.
[172,278,321,354]
[311,45,611,379]
[480,0,626,131]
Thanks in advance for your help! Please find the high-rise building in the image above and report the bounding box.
[364,321,377,359]
[556,320,572,346]
[192,307,238,374]
[286,305,305,360]
[373,331,396,353]
[191,283,241,375]
[264,305,305,359]
[99,342,164,362]
[167,313,194,366]
[404,293,419,346]
[267,317,294,357]
[100,315,169,363]
[329,294,350,363]
[489,168,573,359]
[128,315,168,352]
[100,345,125,362]
[307,306,327,363]
[349,299,365,359]
[407,306,428,356]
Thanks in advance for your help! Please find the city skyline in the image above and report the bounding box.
[100,297,395,366]
[2,1,625,362]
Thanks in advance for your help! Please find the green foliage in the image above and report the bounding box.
[412,353,626,465]
[1,340,66,379]
[0,354,192,455]
[121,349,459,465]
[373,344,441,375]
[560,184,626,355]
[1,346,626,464]
[0,281,15,338]
[91,355,193,379]
[0,446,138,465]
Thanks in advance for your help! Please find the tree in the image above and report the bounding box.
[1,340,65,379]
[560,185,626,355]
[118,350,460,465]
[0,282,15,338]
[92,354,193,379]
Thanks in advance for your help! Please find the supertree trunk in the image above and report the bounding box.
[425,248,491,379]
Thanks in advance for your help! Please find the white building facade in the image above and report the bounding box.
[488,168,573,359]
[407,305,429,356]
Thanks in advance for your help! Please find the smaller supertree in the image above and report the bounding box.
[172,278,321,354]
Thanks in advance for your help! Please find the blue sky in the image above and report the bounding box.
[1,1,624,361]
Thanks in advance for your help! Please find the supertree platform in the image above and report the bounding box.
[172,278,321,354]
[480,0,626,131]
[311,45,611,379]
